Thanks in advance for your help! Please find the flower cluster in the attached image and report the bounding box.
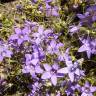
[31,0,59,17]
[1,0,96,96]
[2,20,94,95]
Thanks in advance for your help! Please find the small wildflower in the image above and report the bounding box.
[41,63,60,86]
[0,41,13,62]
[81,81,96,96]
[9,27,31,45]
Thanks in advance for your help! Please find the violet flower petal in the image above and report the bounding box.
[15,27,21,34]
[68,72,74,82]
[90,86,96,92]
[57,67,68,74]
[51,75,57,86]
[35,66,44,74]
[41,72,51,79]
[43,64,52,71]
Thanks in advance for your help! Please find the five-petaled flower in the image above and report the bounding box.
[78,37,96,58]
[57,48,84,82]
[41,63,60,86]
[81,81,96,96]
[9,26,31,45]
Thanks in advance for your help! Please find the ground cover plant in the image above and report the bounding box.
[0,0,96,96]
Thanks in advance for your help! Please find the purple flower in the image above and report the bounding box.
[25,53,39,66]
[9,26,31,45]
[25,45,45,65]
[58,48,70,62]
[51,7,59,17]
[32,26,53,44]
[77,13,89,19]
[78,37,96,58]
[57,52,65,61]
[57,48,84,82]
[25,20,39,28]
[86,5,96,12]
[28,81,43,96]
[35,65,44,74]
[32,45,45,60]
[46,6,59,17]
[28,82,39,96]
[77,5,96,27]
[78,37,91,58]
[23,45,45,78]
[91,39,96,54]
[0,42,13,62]
[22,63,43,77]
[63,48,72,64]
[25,44,45,65]
[32,25,44,44]
[47,40,64,55]
[65,81,81,96]
[81,81,96,96]
[45,3,51,9]
[77,12,92,26]
[86,5,96,21]
[22,64,36,77]
[58,61,83,82]
[69,24,81,35]
[41,63,60,86]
